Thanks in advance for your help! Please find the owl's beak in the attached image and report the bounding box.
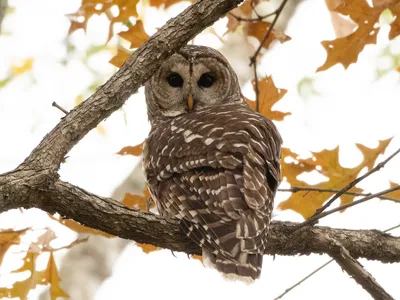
[187,95,194,111]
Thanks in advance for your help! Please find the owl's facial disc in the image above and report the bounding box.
[145,54,191,120]
[145,46,243,124]
[189,57,241,110]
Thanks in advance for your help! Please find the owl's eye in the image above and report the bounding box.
[198,72,216,88]
[167,72,184,88]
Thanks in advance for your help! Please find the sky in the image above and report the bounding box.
[0,0,399,299]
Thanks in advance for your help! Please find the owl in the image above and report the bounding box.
[143,45,282,282]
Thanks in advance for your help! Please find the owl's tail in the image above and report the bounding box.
[202,248,262,283]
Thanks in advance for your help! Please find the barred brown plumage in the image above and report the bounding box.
[143,45,282,281]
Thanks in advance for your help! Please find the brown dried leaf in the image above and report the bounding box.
[67,0,140,42]
[149,0,190,8]
[246,21,291,49]
[42,253,70,300]
[122,187,152,211]
[191,254,203,263]
[2,252,42,299]
[118,20,150,49]
[109,47,131,68]
[117,142,144,156]
[245,76,290,121]
[239,0,260,15]
[136,243,161,253]
[318,0,400,71]
[386,181,400,200]
[62,219,114,238]
[389,5,400,39]
[279,138,393,218]
[0,229,27,266]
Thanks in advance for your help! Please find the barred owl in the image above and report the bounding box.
[143,45,282,281]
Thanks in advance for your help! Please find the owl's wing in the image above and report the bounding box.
[143,103,282,279]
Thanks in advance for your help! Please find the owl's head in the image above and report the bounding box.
[145,45,242,123]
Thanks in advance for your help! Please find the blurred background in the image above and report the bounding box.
[0,0,399,299]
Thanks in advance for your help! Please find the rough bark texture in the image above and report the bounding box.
[0,0,398,298]
[329,238,394,300]
[1,172,400,262]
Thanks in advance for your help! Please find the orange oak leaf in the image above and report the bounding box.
[325,0,357,38]
[67,0,140,42]
[0,229,27,266]
[0,251,68,300]
[239,0,260,15]
[191,254,203,263]
[149,0,191,8]
[109,47,131,68]
[6,252,69,300]
[2,252,41,299]
[117,141,144,156]
[118,20,150,49]
[246,22,291,49]
[318,0,400,72]
[136,243,161,253]
[42,253,70,300]
[279,138,393,219]
[386,181,400,201]
[62,219,114,238]
[127,187,159,254]
[389,5,400,39]
[245,76,290,121]
[225,0,255,34]
[225,13,241,34]
[281,148,316,184]
[122,187,153,211]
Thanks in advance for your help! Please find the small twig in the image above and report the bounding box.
[228,11,277,22]
[311,147,400,218]
[249,0,289,66]
[52,101,68,115]
[300,186,400,227]
[278,186,400,203]
[273,259,333,300]
[274,224,399,299]
[253,62,260,112]
[247,0,289,111]
[384,223,400,232]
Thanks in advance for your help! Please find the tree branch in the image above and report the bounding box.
[312,146,400,217]
[278,186,400,203]
[300,185,400,227]
[274,224,400,299]
[329,238,394,300]
[1,175,399,262]
[18,0,245,171]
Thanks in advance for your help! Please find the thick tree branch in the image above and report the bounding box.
[1,174,399,262]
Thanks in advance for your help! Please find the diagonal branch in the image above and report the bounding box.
[278,186,400,203]
[300,185,400,227]
[18,0,246,171]
[329,238,394,300]
[274,224,400,300]
[311,147,400,217]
